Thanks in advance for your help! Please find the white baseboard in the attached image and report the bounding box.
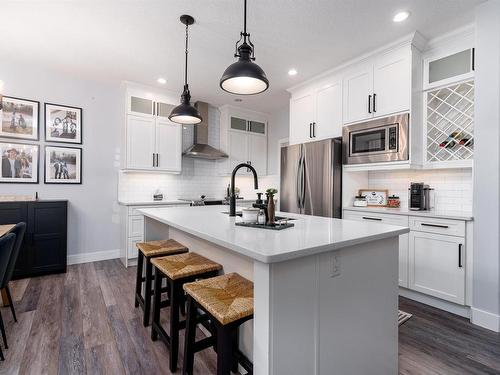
[399,287,471,318]
[471,307,500,332]
[67,249,121,265]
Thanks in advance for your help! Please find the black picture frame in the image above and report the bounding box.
[0,96,40,141]
[44,145,82,184]
[0,141,39,184]
[44,102,83,144]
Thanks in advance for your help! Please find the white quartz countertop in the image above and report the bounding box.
[118,199,190,206]
[343,206,473,221]
[139,205,409,264]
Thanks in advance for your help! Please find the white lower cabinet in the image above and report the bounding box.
[409,231,465,304]
[343,209,470,306]
[128,237,143,259]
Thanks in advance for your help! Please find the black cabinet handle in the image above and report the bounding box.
[472,48,475,71]
[156,153,159,167]
[312,122,316,138]
[362,216,382,221]
[421,223,449,229]
[458,244,463,268]
[153,153,155,167]
[368,95,372,114]
[309,123,312,138]
[373,93,377,112]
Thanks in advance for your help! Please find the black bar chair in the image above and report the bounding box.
[134,239,188,326]
[1,222,26,323]
[150,252,222,372]
[0,233,16,360]
[182,273,254,375]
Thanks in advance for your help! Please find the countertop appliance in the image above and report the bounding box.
[409,183,434,211]
[280,138,342,218]
[342,113,409,165]
[178,196,225,206]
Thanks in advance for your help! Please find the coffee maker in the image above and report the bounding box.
[409,183,434,211]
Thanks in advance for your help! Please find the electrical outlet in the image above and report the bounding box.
[331,253,341,277]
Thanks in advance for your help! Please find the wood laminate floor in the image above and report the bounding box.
[0,259,497,375]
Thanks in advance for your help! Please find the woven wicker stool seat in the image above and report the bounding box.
[137,239,188,257]
[134,239,188,327]
[151,252,222,280]
[150,252,222,373]
[183,273,253,325]
[182,273,254,375]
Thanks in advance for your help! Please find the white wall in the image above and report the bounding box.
[0,60,122,261]
[472,0,500,332]
[367,169,473,212]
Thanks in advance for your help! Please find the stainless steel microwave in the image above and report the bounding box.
[342,113,409,165]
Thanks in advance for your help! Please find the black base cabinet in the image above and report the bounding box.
[0,200,67,279]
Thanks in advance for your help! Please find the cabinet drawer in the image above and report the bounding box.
[128,215,144,238]
[343,210,409,226]
[409,217,465,237]
[128,237,142,259]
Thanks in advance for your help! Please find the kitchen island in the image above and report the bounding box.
[139,205,409,375]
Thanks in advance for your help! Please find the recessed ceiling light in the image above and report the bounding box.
[393,11,410,23]
[288,69,298,76]
[157,77,167,84]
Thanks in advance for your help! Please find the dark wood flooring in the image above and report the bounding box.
[0,259,497,374]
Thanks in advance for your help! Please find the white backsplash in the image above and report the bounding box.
[368,168,473,212]
[118,104,280,202]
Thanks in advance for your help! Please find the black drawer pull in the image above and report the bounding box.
[362,216,382,221]
[458,244,463,268]
[421,223,449,229]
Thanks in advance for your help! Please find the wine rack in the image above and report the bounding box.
[426,80,474,165]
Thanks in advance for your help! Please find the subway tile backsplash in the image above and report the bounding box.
[368,168,473,212]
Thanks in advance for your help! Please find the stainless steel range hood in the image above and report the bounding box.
[183,101,228,160]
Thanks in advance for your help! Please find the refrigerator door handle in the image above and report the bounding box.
[300,152,306,209]
[296,154,302,209]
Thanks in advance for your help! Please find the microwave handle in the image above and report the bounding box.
[368,95,372,114]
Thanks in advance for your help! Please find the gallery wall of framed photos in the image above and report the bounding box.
[0,95,83,184]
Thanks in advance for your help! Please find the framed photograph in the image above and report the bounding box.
[44,103,82,144]
[0,142,39,183]
[0,96,39,140]
[45,146,82,184]
[358,189,389,207]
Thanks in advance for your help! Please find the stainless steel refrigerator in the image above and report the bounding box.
[280,138,342,218]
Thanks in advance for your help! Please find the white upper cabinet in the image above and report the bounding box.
[343,46,411,124]
[343,66,373,124]
[126,115,156,169]
[315,81,343,140]
[289,77,343,145]
[289,92,315,145]
[373,47,411,117]
[123,84,182,173]
[155,118,182,172]
[220,105,268,176]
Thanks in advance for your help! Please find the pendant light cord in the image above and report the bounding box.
[243,0,247,40]
[184,22,189,87]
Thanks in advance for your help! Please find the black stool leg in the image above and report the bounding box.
[0,343,3,361]
[231,328,239,373]
[143,258,153,326]
[151,269,163,341]
[134,252,144,308]
[0,311,7,350]
[169,280,181,373]
[216,325,233,375]
[182,296,197,375]
[5,285,16,323]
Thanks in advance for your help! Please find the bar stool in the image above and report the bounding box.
[182,272,254,375]
[151,252,222,372]
[135,239,188,326]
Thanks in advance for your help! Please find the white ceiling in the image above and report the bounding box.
[0,0,484,113]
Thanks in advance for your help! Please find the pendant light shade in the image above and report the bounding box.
[220,0,269,95]
[169,15,202,125]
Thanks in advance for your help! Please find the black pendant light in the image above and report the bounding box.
[169,15,202,125]
[220,0,269,95]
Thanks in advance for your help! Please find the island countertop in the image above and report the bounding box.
[139,205,409,263]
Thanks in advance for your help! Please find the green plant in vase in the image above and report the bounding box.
[266,188,278,225]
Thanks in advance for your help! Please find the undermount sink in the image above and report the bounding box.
[221,211,295,221]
